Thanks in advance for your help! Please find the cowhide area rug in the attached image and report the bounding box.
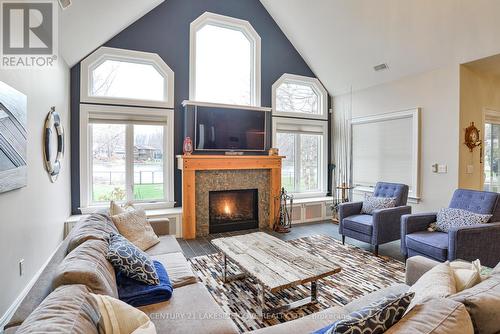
[188,234,405,332]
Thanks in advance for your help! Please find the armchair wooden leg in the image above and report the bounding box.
[373,245,379,256]
[342,235,345,245]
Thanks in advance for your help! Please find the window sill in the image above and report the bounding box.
[288,192,328,200]
[79,201,176,215]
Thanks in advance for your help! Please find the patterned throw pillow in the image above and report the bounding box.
[361,196,397,214]
[313,292,414,334]
[433,208,492,232]
[106,233,160,285]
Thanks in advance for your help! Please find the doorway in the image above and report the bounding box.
[483,109,500,192]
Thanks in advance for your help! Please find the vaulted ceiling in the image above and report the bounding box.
[60,0,500,95]
[59,0,164,67]
[260,0,500,95]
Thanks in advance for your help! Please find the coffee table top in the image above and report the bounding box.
[211,232,341,292]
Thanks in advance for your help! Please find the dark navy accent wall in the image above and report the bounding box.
[70,0,327,214]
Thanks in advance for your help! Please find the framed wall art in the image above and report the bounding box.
[0,81,27,193]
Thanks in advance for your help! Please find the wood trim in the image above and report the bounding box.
[178,155,284,239]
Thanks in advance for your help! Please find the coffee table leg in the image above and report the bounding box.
[259,284,266,318]
[311,281,318,302]
[221,253,245,283]
[223,254,227,282]
[264,281,319,317]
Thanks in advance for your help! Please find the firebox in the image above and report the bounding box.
[208,189,258,233]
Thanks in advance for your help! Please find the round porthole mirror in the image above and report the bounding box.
[44,106,64,183]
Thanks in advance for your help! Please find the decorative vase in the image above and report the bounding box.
[269,148,279,156]
[183,137,193,155]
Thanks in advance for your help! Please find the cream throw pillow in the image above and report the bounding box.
[111,209,159,251]
[407,262,457,313]
[450,260,482,292]
[109,201,135,216]
[91,293,156,334]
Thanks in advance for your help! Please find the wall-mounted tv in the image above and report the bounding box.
[195,106,266,152]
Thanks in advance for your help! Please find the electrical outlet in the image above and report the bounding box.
[19,259,24,276]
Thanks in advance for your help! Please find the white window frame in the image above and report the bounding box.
[80,47,175,108]
[189,12,261,106]
[272,73,328,120]
[351,108,421,203]
[272,117,328,198]
[79,104,175,212]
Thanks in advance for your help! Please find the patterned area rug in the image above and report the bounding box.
[188,234,405,332]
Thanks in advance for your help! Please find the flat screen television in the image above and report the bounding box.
[195,106,266,151]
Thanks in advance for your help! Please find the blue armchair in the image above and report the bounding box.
[339,182,411,256]
[401,189,500,268]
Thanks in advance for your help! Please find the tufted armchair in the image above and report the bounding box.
[339,182,411,256]
[401,189,500,267]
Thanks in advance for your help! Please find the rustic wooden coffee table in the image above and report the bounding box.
[211,232,341,317]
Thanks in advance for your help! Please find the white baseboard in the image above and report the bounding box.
[0,241,63,332]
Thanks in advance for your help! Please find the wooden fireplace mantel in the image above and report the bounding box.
[177,155,284,239]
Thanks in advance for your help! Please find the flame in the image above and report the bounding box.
[224,202,231,215]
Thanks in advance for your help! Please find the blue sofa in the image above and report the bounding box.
[339,182,411,256]
[401,189,500,267]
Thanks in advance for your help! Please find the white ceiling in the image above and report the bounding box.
[260,0,500,96]
[59,0,164,67]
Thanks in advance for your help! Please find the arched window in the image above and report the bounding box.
[81,47,174,108]
[272,74,328,120]
[190,12,261,106]
[79,47,175,211]
[272,74,329,197]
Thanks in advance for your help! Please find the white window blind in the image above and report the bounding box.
[351,108,420,200]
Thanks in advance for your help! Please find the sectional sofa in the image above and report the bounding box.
[3,213,238,333]
[3,213,500,333]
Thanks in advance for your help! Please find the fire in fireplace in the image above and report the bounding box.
[209,189,258,233]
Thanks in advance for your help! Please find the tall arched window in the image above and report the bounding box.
[272,74,329,197]
[190,12,261,106]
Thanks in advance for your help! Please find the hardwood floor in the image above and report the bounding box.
[177,220,405,262]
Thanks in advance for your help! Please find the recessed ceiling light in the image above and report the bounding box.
[374,63,389,72]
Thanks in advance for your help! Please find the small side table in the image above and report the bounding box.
[331,183,354,224]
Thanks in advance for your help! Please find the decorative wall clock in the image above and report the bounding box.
[464,122,482,152]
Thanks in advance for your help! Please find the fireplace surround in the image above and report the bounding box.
[177,155,283,239]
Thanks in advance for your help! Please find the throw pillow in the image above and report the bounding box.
[433,208,492,232]
[407,262,456,313]
[67,213,118,253]
[111,209,160,251]
[16,285,100,334]
[90,293,156,334]
[110,200,135,216]
[361,196,396,214]
[107,233,160,285]
[450,276,500,334]
[53,239,119,298]
[384,298,474,334]
[450,259,482,292]
[312,292,414,334]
